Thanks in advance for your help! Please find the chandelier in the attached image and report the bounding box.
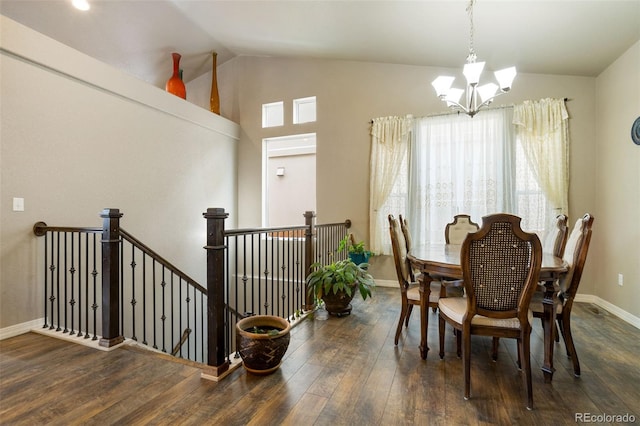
[431,0,516,117]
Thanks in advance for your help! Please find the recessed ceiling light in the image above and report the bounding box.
[72,0,90,11]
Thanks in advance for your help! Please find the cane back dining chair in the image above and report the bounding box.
[445,214,480,244]
[438,213,543,410]
[389,214,442,345]
[530,213,594,377]
[491,213,570,359]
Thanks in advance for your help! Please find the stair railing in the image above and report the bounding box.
[33,208,351,378]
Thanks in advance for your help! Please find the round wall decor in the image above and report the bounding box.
[632,116,640,146]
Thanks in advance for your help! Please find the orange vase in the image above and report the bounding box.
[165,52,186,99]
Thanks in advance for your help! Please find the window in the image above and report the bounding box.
[378,108,552,248]
[293,97,316,124]
[262,101,283,128]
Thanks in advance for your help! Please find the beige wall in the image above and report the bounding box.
[593,41,640,318]
[0,17,239,329]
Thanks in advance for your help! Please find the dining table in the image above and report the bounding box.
[407,243,568,383]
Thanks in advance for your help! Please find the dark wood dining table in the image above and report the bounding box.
[407,243,568,383]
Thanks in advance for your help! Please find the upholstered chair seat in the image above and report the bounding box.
[439,297,534,329]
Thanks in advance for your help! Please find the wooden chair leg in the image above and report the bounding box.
[463,329,471,400]
[394,304,408,345]
[520,332,534,410]
[492,337,499,361]
[405,304,413,326]
[559,315,581,377]
[456,328,461,358]
[438,316,445,359]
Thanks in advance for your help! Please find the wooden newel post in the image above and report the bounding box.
[99,208,125,348]
[203,208,229,376]
[303,211,316,310]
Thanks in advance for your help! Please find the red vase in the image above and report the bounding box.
[165,52,186,99]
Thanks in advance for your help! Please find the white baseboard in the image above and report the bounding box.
[374,279,397,288]
[0,318,44,340]
[574,294,640,329]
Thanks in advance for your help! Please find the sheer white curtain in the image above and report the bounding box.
[408,108,515,243]
[369,115,413,254]
[513,98,569,222]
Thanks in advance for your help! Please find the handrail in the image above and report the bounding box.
[33,221,101,237]
[120,228,206,294]
[224,219,350,236]
[225,224,308,236]
[316,219,352,229]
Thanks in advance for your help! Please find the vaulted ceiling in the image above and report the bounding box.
[2,0,639,89]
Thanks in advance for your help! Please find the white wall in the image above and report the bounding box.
[0,16,239,329]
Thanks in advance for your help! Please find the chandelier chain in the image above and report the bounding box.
[466,0,477,63]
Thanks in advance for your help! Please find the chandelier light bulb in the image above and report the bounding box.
[445,88,464,106]
[431,76,456,98]
[477,83,498,104]
[494,67,517,91]
[463,61,485,86]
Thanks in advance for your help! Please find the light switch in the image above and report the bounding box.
[13,197,25,212]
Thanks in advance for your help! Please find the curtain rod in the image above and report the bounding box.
[369,98,571,123]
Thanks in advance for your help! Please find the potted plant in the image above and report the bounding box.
[236,315,291,375]
[338,233,373,267]
[306,258,375,316]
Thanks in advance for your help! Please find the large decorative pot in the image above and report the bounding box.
[322,286,357,317]
[236,315,291,375]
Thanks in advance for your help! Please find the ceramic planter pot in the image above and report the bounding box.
[321,287,357,316]
[236,315,291,375]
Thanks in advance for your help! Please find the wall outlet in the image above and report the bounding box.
[618,273,624,286]
[12,197,25,212]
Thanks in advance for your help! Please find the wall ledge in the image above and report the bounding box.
[0,14,239,141]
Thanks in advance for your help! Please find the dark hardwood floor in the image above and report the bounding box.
[1,287,639,425]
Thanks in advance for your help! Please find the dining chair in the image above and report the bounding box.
[493,213,570,358]
[388,214,441,345]
[543,214,569,258]
[530,213,594,377]
[400,214,445,314]
[443,214,478,300]
[445,214,479,244]
[398,214,413,255]
[438,213,543,410]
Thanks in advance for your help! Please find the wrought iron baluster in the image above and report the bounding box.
[69,232,76,335]
[130,245,137,341]
[142,254,147,346]
[91,233,98,341]
[55,232,61,331]
[152,259,157,350]
[43,232,49,329]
